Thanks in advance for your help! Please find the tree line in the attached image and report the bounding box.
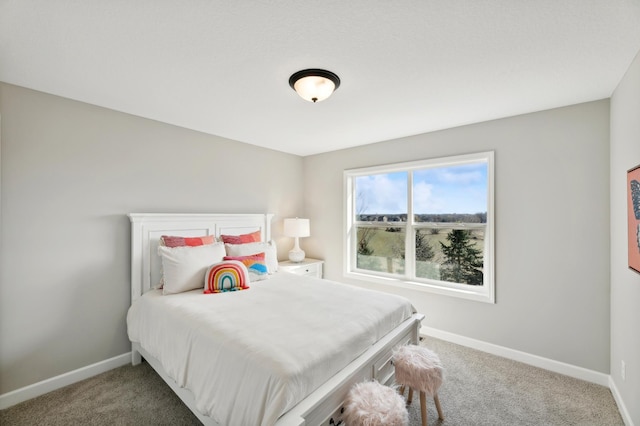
[357,213,486,223]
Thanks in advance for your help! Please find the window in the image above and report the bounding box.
[344,151,495,303]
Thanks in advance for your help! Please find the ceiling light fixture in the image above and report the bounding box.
[289,69,341,103]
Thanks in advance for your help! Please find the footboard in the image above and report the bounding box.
[132,313,423,426]
[277,312,424,426]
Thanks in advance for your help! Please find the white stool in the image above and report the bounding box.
[393,345,444,426]
[343,380,408,426]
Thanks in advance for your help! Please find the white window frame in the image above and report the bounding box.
[343,151,495,303]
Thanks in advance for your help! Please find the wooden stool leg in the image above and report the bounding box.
[398,385,405,397]
[420,391,428,426]
[407,388,414,404]
[434,393,444,420]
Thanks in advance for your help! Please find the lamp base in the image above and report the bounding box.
[288,249,306,263]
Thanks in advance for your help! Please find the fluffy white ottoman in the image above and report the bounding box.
[343,381,408,426]
[393,345,444,426]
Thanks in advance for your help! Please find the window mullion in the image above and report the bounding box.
[405,171,415,279]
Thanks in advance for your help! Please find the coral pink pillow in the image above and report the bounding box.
[161,235,215,247]
[219,231,261,245]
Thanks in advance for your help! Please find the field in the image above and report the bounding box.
[357,226,485,281]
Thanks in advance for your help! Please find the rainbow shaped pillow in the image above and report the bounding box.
[204,261,250,294]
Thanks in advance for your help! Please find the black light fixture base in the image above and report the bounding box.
[288,69,341,91]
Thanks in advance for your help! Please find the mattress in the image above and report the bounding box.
[127,272,414,426]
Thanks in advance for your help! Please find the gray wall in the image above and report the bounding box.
[610,49,640,424]
[304,100,611,373]
[0,79,627,412]
[0,83,304,394]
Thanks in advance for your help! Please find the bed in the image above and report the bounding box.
[127,213,424,426]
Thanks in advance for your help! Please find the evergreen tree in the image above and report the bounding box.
[415,231,434,261]
[440,230,483,285]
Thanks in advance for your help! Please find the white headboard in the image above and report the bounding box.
[128,213,274,302]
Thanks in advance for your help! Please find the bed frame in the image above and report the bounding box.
[128,213,424,426]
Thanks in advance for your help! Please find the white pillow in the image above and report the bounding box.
[158,242,226,294]
[224,240,278,273]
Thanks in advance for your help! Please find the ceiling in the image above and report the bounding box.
[2,1,640,156]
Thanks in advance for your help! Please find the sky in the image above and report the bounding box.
[355,163,488,215]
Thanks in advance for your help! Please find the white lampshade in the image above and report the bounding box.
[284,218,310,238]
[283,218,310,262]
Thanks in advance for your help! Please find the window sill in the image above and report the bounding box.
[344,271,495,303]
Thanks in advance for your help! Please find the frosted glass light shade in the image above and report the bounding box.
[293,76,335,103]
[289,69,341,103]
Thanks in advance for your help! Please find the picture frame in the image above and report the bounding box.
[628,164,640,274]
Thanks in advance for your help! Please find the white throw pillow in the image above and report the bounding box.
[224,240,278,273]
[158,242,226,294]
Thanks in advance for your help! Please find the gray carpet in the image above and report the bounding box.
[0,337,623,425]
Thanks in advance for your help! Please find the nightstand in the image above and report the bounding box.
[278,258,324,278]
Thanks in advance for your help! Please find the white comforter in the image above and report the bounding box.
[127,272,414,426]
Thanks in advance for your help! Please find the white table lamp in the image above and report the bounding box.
[284,218,310,262]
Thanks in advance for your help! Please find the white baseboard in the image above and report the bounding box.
[0,352,131,410]
[609,377,635,426]
[1,336,633,426]
[420,327,610,387]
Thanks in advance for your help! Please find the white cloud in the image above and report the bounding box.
[413,181,444,212]
[356,174,407,214]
